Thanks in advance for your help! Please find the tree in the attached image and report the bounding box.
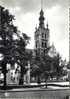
[0,6,30,88]
[67,62,70,69]
[31,49,66,83]
[15,34,30,85]
[50,53,67,80]
[31,47,51,83]
[0,6,16,88]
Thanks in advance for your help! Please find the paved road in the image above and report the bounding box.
[0,82,70,99]
[0,87,70,98]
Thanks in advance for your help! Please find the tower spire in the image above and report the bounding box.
[39,0,44,28]
[41,0,43,10]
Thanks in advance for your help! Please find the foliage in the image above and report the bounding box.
[30,48,52,83]
[31,50,67,83]
[0,6,30,87]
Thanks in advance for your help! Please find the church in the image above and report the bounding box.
[24,7,57,84]
[34,9,50,56]
[7,5,57,85]
[33,6,57,57]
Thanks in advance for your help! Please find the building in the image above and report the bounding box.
[6,5,57,85]
[34,8,50,56]
[48,43,57,58]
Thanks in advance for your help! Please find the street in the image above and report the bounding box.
[0,82,70,99]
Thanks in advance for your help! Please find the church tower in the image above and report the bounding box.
[34,4,50,56]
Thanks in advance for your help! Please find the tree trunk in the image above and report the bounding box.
[3,71,6,89]
[19,67,24,85]
[37,75,41,84]
[3,63,7,90]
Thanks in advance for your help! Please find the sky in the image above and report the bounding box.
[0,0,69,61]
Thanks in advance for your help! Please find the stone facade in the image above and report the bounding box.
[34,9,50,56]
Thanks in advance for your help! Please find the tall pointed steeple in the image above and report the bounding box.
[39,0,45,28]
[34,0,50,56]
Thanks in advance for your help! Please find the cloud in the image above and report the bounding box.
[1,0,68,13]
[55,38,69,61]
[44,0,68,8]
[0,0,69,60]
[45,6,68,42]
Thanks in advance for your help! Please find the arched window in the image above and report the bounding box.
[36,43,37,48]
[45,42,47,48]
[42,42,44,47]
[45,34,46,39]
[42,33,44,38]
